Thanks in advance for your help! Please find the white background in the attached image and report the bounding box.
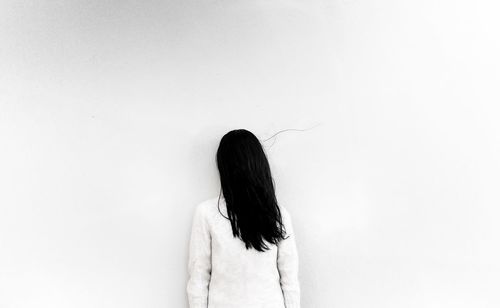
[1,0,499,307]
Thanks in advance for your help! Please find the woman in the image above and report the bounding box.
[186,129,301,308]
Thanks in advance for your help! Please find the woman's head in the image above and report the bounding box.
[216,129,288,252]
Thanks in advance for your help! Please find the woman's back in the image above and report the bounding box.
[187,196,300,308]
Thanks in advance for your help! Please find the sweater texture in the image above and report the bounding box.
[186,196,301,308]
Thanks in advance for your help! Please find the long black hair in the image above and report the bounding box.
[216,129,289,252]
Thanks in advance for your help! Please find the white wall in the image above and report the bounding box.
[1,0,499,307]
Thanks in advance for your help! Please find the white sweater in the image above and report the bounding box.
[186,196,301,308]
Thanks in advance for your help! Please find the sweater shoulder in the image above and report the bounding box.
[194,196,221,220]
[278,204,291,222]
[278,205,295,236]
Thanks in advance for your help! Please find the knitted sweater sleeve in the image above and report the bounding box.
[186,203,212,308]
[277,208,301,308]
